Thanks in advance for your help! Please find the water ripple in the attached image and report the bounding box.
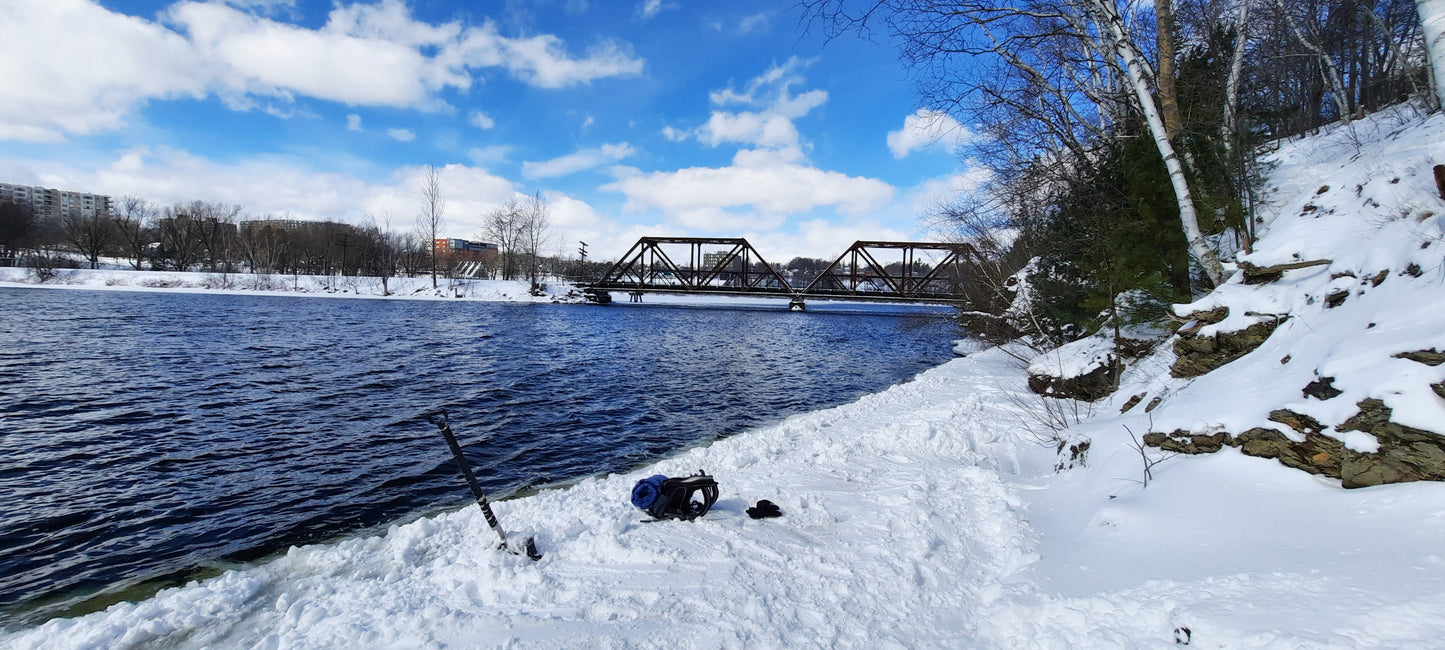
[0,288,954,626]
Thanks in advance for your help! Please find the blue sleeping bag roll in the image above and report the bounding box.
[630,475,668,509]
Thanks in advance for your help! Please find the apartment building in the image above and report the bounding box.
[0,182,113,222]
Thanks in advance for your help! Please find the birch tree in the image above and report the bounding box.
[1084,0,1226,285]
[803,0,1228,286]
[1422,0,1445,108]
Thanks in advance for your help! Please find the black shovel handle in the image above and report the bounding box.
[426,409,508,546]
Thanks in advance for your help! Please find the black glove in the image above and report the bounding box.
[746,499,783,519]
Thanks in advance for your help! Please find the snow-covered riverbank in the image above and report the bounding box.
[6,103,1445,648]
[0,268,572,304]
[6,344,1443,648]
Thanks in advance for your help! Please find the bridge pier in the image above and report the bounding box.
[788,295,806,311]
[629,291,643,303]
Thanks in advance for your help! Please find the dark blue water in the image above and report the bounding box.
[0,288,955,626]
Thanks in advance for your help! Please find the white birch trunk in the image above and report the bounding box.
[1274,0,1351,122]
[1088,0,1227,286]
[1222,0,1251,157]
[1420,0,1445,109]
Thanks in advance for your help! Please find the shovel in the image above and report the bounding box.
[424,408,542,561]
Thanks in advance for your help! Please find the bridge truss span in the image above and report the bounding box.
[586,237,979,308]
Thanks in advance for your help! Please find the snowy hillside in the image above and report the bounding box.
[4,106,1445,648]
[1133,104,1445,486]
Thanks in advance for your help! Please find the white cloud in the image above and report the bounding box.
[903,166,995,215]
[387,128,415,142]
[692,58,827,151]
[0,0,645,141]
[737,12,770,35]
[169,0,465,109]
[26,147,519,238]
[887,108,971,159]
[637,0,672,20]
[540,191,663,259]
[523,143,635,179]
[746,218,914,265]
[604,147,894,232]
[453,26,644,89]
[661,125,689,142]
[468,110,495,129]
[0,0,208,141]
[346,114,363,131]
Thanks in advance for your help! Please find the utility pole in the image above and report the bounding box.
[337,231,353,276]
[578,241,588,281]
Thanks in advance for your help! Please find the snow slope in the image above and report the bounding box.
[4,105,1445,648]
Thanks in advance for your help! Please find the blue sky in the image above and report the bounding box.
[0,0,982,260]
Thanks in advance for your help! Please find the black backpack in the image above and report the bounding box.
[634,472,719,521]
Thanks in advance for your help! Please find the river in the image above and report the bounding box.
[0,287,956,626]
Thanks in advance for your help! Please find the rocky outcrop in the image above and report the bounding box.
[1393,349,1445,366]
[1027,356,1121,402]
[1170,316,1283,378]
[1144,399,1445,489]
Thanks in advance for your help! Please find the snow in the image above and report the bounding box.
[1027,334,1114,380]
[5,104,1445,647]
[0,268,571,303]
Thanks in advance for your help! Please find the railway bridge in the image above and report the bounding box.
[583,237,978,310]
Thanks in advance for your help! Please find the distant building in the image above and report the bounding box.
[703,251,736,269]
[0,182,113,223]
[434,238,498,258]
[239,218,315,233]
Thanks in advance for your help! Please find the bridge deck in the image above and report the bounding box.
[585,237,977,306]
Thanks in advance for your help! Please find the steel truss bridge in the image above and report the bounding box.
[584,237,978,310]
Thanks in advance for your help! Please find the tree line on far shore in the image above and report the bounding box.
[0,166,603,293]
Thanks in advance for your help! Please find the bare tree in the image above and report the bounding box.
[519,192,555,292]
[184,201,242,272]
[61,211,113,269]
[802,0,1227,285]
[483,198,525,280]
[156,206,203,271]
[0,201,36,263]
[112,196,153,270]
[416,165,445,289]
[362,212,400,295]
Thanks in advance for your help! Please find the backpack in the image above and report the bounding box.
[630,471,719,521]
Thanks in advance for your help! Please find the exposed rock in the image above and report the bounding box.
[1144,396,1163,412]
[1269,409,1326,435]
[1393,349,1445,366]
[1143,429,1230,454]
[1325,289,1349,308]
[1405,263,1423,277]
[1239,258,1332,285]
[1302,376,1343,400]
[1171,318,1283,378]
[1234,428,1293,459]
[1055,439,1091,471]
[1115,335,1162,360]
[1433,382,1445,400]
[1370,269,1389,286]
[1027,356,1121,402]
[1334,398,1445,487]
[1120,393,1145,413]
[1147,399,1445,489]
[1178,306,1229,326]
